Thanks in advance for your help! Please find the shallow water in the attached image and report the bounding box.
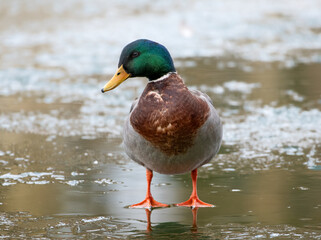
[1,1,321,239]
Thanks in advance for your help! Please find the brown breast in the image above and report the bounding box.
[130,73,210,156]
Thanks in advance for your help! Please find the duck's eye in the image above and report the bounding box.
[130,51,140,58]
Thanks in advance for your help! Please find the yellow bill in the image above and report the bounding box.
[101,65,131,93]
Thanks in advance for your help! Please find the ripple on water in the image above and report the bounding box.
[0,211,320,239]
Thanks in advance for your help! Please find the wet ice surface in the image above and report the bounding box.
[2,0,321,71]
[1,0,321,239]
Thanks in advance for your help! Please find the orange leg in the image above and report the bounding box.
[130,169,169,209]
[176,169,214,208]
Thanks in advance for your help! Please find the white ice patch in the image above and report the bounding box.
[81,216,110,223]
[0,172,52,186]
[231,189,242,192]
[223,81,261,94]
[0,215,13,226]
[65,180,84,186]
[197,85,225,95]
[224,105,321,168]
[0,66,143,137]
[0,171,87,186]
[94,178,119,185]
[284,90,305,102]
[0,68,65,96]
[0,172,52,180]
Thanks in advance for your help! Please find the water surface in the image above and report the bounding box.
[0,1,321,239]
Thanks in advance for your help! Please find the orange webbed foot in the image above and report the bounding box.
[130,196,169,209]
[130,169,170,209]
[176,169,214,208]
[176,196,214,208]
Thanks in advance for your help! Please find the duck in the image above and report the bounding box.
[101,39,223,209]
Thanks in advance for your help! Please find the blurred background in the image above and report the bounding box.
[0,0,320,239]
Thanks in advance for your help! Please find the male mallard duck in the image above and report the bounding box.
[101,39,222,208]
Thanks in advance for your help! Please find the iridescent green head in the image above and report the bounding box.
[119,39,176,80]
[102,39,176,92]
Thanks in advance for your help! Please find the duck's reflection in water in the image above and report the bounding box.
[145,209,152,232]
[144,207,199,233]
[191,207,199,233]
